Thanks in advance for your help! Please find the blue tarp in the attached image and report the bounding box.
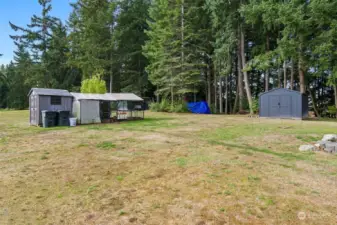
[187,101,211,114]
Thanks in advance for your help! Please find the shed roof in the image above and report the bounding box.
[259,88,303,97]
[28,88,72,97]
[71,92,143,101]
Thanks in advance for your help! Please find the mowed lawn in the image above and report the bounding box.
[1,111,337,225]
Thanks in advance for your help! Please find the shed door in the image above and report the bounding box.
[269,96,280,117]
[279,95,291,117]
[268,95,291,117]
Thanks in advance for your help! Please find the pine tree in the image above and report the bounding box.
[6,45,32,109]
[67,0,116,80]
[114,0,151,96]
[9,0,59,87]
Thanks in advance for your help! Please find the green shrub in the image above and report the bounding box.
[170,101,189,113]
[149,102,161,112]
[80,69,107,94]
[327,105,337,114]
[150,99,189,113]
[252,99,259,114]
[159,98,170,112]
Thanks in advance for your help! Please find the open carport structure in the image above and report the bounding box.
[71,92,144,124]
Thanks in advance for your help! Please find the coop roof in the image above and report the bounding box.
[70,93,143,101]
[28,88,72,97]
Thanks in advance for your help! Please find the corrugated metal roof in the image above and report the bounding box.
[259,88,304,97]
[28,88,72,97]
[111,93,143,101]
[71,93,143,101]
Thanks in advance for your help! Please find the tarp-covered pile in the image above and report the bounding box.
[187,101,211,114]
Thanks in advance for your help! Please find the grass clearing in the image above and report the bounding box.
[1,111,337,224]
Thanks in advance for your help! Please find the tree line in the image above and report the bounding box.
[0,0,336,116]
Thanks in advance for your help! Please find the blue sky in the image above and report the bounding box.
[0,0,74,65]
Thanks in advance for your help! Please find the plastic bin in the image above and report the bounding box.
[57,110,70,126]
[69,118,77,127]
[42,111,57,128]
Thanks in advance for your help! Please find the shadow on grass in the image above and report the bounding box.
[303,118,337,123]
[209,140,315,161]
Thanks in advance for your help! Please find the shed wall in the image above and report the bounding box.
[79,100,101,124]
[29,93,39,126]
[37,96,73,125]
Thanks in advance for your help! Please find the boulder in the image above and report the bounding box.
[323,142,337,153]
[322,134,337,142]
[315,141,329,149]
[299,145,317,152]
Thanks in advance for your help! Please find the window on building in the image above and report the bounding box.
[50,96,62,105]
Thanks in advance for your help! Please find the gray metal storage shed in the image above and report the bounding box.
[259,88,308,119]
[28,88,73,126]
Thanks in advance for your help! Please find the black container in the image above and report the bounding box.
[42,111,57,128]
[57,110,70,126]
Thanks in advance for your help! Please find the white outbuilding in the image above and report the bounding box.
[71,92,144,124]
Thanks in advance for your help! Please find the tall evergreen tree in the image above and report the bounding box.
[9,0,59,87]
[114,0,151,96]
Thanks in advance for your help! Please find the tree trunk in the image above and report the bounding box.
[283,60,287,88]
[298,40,306,94]
[156,86,160,102]
[299,61,305,94]
[278,65,282,88]
[290,59,294,90]
[170,66,174,107]
[237,49,244,111]
[109,74,113,93]
[228,70,232,114]
[309,88,320,117]
[171,86,174,107]
[240,26,253,114]
[207,62,211,106]
[233,74,239,114]
[265,33,270,91]
[214,64,217,114]
[265,70,269,92]
[334,85,337,117]
[219,76,223,114]
[225,76,228,114]
[181,0,184,71]
[193,87,196,102]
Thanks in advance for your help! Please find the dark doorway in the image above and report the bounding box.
[100,101,111,122]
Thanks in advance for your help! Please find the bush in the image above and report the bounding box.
[252,99,259,114]
[149,99,189,113]
[170,101,189,113]
[80,69,107,94]
[159,98,170,112]
[149,102,161,112]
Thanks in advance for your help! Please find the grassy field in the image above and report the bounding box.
[1,110,337,224]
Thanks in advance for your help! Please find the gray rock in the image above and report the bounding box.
[322,134,337,142]
[299,145,317,152]
[323,142,337,153]
[315,140,329,149]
